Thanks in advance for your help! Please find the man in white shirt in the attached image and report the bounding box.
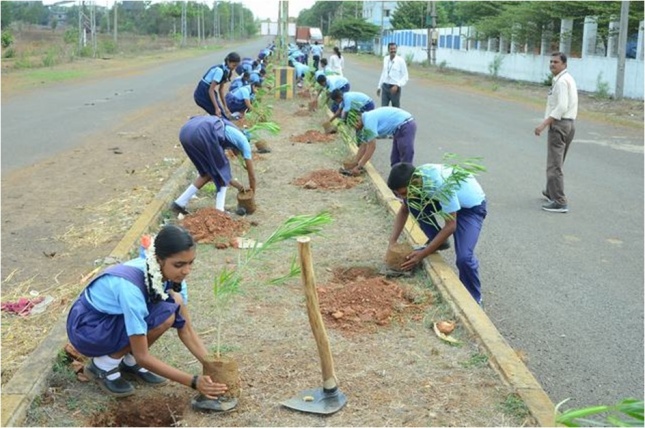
[376,42,409,107]
[534,52,578,213]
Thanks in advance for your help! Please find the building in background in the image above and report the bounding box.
[362,1,397,31]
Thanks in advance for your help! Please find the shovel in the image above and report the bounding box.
[281,236,347,415]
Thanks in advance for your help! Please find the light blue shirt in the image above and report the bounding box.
[341,92,372,115]
[224,125,252,159]
[325,75,349,91]
[416,164,486,213]
[230,85,253,102]
[359,107,412,143]
[293,62,310,79]
[311,45,323,56]
[84,258,188,336]
[229,76,248,92]
[201,64,226,85]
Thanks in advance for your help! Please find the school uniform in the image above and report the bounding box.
[225,86,254,114]
[177,116,231,189]
[67,258,187,357]
[406,164,487,303]
[339,92,375,118]
[359,107,416,166]
[193,63,232,115]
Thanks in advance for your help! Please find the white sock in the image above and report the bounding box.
[215,186,228,211]
[94,355,123,380]
[123,353,148,373]
[175,184,199,208]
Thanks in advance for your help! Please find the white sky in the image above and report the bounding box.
[44,0,318,21]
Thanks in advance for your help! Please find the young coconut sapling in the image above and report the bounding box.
[200,212,333,405]
[405,153,486,229]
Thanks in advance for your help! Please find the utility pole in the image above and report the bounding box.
[113,1,117,43]
[181,1,187,47]
[615,0,630,99]
[213,0,217,39]
[430,1,437,65]
[230,1,234,40]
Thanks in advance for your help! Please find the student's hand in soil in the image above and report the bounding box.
[401,250,424,271]
[196,375,228,399]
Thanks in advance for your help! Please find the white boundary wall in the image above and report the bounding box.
[384,26,644,100]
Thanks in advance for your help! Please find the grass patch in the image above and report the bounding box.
[459,352,489,368]
[500,393,531,419]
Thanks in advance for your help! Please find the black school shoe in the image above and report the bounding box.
[170,202,190,216]
[119,361,168,385]
[84,359,135,397]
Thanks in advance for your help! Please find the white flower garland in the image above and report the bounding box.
[145,236,168,301]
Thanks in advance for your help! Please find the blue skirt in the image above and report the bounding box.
[194,80,225,116]
[67,293,185,357]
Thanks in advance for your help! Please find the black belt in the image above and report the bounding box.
[559,118,574,121]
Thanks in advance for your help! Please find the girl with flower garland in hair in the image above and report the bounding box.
[66,225,228,398]
[194,52,241,118]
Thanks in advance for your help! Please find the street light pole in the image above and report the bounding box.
[615,0,630,99]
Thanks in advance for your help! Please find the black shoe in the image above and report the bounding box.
[541,201,569,213]
[170,202,190,216]
[84,359,135,397]
[119,361,168,385]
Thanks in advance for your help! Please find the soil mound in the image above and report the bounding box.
[291,130,335,143]
[318,275,432,334]
[292,169,362,190]
[87,393,188,427]
[181,207,249,246]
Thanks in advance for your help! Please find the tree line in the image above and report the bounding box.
[295,1,643,53]
[1,1,258,40]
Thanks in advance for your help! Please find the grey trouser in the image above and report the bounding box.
[546,119,575,205]
[381,83,401,107]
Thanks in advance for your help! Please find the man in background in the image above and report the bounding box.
[534,52,578,214]
[376,42,409,107]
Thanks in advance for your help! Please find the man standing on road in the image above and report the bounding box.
[377,42,409,107]
[534,52,578,214]
[311,41,323,71]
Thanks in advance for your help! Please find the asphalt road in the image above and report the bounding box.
[2,37,643,409]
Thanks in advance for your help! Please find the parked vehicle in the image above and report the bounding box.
[296,26,323,45]
[343,40,374,54]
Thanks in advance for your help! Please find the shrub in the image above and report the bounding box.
[488,54,504,79]
[1,29,14,48]
[42,49,58,67]
[3,47,15,58]
[595,72,611,99]
[404,52,414,66]
[100,39,117,55]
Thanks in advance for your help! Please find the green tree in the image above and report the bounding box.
[390,1,453,30]
[328,17,380,44]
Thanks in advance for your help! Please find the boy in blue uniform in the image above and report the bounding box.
[330,90,375,120]
[289,59,311,87]
[346,107,416,175]
[387,162,487,304]
[316,74,350,112]
[310,41,323,70]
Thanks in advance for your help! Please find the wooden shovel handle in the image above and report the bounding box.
[297,236,338,391]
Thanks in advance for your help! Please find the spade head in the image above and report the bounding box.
[281,387,347,415]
